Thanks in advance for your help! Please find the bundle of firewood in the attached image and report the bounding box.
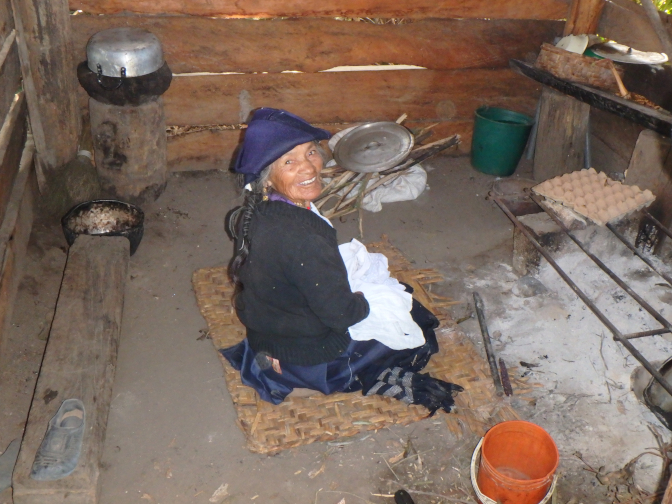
[316,122,460,237]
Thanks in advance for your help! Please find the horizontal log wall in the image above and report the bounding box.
[70,0,569,19]
[69,2,565,171]
[71,17,562,74]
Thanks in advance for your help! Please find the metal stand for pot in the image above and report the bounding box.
[492,194,672,397]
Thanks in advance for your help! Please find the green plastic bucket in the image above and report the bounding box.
[471,106,534,177]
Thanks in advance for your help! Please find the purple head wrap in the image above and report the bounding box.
[234,108,331,184]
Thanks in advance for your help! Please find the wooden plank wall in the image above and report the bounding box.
[69,0,566,171]
[599,0,672,53]
[0,0,34,348]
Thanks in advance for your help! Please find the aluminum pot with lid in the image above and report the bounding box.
[87,27,164,79]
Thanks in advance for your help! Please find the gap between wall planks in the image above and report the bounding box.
[598,0,672,53]
[0,0,22,155]
[70,16,563,74]
[163,69,541,126]
[0,92,27,224]
[69,0,569,20]
[0,30,20,124]
[166,120,471,172]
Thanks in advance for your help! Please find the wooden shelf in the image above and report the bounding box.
[510,59,672,137]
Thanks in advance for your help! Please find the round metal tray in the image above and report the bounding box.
[590,42,668,65]
[333,122,414,173]
[87,27,164,78]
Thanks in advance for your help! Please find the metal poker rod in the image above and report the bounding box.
[624,328,671,339]
[492,195,672,397]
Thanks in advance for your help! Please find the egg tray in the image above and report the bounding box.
[532,168,655,226]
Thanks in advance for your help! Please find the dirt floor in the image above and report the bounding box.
[0,155,669,504]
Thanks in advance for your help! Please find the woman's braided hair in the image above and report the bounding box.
[227,165,272,290]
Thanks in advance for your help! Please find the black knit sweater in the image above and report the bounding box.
[236,201,370,366]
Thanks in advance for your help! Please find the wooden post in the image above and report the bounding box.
[625,129,672,254]
[533,87,590,181]
[13,235,129,504]
[89,97,168,205]
[564,0,606,35]
[10,0,80,184]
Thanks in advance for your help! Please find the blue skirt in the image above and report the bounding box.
[221,294,440,404]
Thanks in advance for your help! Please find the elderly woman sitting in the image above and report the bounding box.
[224,108,462,415]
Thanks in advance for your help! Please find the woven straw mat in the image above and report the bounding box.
[192,236,520,454]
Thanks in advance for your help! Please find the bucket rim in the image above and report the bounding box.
[475,106,534,127]
[471,437,557,504]
[481,420,559,485]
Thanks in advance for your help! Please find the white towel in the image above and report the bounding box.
[338,239,424,350]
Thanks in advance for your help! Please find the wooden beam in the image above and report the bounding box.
[70,16,563,74]
[167,120,471,172]
[564,0,605,35]
[162,69,541,126]
[11,0,80,177]
[69,0,570,20]
[533,87,590,181]
[511,59,672,137]
[0,135,35,347]
[13,234,129,504]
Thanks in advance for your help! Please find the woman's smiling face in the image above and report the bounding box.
[267,141,323,205]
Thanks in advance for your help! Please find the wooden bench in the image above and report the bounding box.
[13,235,128,504]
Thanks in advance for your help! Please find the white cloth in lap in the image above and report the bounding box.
[338,239,424,350]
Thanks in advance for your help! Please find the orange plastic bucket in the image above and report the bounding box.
[476,421,559,504]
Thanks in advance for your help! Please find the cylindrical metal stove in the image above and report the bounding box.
[78,27,172,205]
